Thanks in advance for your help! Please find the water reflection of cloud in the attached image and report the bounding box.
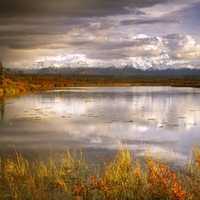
[1,87,200,163]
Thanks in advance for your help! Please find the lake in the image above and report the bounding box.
[0,86,200,164]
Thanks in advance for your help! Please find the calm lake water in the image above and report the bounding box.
[0,86,200,163]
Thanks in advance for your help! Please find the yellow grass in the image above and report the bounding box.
[0,146,199,199]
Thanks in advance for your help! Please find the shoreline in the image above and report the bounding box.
[0,147,199,199]
[1,83,200,99]
[1,73,200,98]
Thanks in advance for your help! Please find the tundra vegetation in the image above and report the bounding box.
[1,61,200,97]
[0,146,199,200]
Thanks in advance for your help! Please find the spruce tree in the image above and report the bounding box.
[0,61,5,85]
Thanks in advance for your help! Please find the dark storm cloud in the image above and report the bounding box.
[0,16,91,49]
[0,17,89,36]
[0,35,61,50]
[119,19,179,26]
[0,0,180,51]
[0,0,175,18]
[0,18,114,50]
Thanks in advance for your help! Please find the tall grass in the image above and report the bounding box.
[0,146,199,199]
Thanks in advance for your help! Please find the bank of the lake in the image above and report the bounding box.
[0,147,199,200]
[0,78,53,98]
[1,73,200,98]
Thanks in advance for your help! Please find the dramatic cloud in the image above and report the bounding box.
[119,19,179,26]
[163,34,200,59]
[0,0,179,18]
[0,0,200,69]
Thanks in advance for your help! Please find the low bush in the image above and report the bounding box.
[0,146,199,199]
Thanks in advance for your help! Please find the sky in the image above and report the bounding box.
[0,0,200,69]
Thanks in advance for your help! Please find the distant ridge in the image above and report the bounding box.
[12,66,200,76]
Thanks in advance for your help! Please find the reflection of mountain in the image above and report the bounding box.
[120,139,178,145]
[0,98,4,123]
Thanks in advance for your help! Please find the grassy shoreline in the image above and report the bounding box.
[1,73,200,98]
[0,146,199,200]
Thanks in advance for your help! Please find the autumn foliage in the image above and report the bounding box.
[1,146,199,200]
[1,72,200,97]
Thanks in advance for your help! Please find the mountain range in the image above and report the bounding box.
[12,65,200,76]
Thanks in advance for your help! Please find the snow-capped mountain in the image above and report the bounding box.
[13,64,200,76]
[129,55,200,70]
[13,54,200,72]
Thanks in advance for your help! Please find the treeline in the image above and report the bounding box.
[0,61,5,85]
[16,73,200,87]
